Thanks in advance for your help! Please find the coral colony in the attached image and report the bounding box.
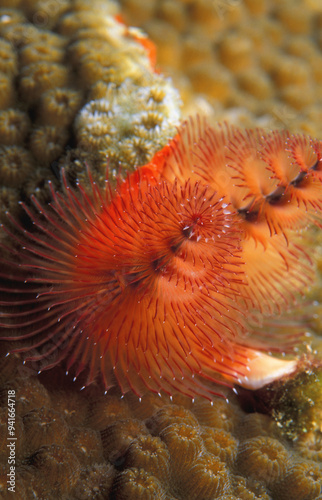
[0,7,181,226]
[0,116,322,400]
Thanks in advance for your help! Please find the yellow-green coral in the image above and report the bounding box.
[75,78,180,177]
[0,0,181,218]
[262,368,322,441]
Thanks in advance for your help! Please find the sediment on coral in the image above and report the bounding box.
[253,368,322,441]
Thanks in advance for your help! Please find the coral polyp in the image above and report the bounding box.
[235,436,289,487]
[1,115,322,400]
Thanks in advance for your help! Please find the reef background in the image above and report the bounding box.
[0,0,322,499]
[120,0,322,138]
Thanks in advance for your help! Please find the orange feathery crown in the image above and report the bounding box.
[0,116,321,400]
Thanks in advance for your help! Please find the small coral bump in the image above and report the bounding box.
[19,41,65,66]
[0,377,51,415]
[26,444,81,496]
[236,436,289,487]
[123,434,171,484]
[235,412,279,441]
[75,99,114,152]
[19,61,70,104]
[87,395,132,430]
[88,80,111,100]
[281,84,314,110]
[76,47,131,89]
[159,423,203,474]
[177,452,230,500]
[58,10,116,37]
[123,391,171,421]
[23,0,69,30]
[218,34,253,72]
[191,397,242,432]
[119,134,157,168]
[72,0,118,15]
[275,4,312,35]
[111,468,167,500]
[38,88,83,127]
[237,69,273,100]
[296,430,322,464]
[230,475,272,500]
[68,427,104,465]
[0,20,38,48]
[21,166,59,205]
[22,406,69,454]
[0,38,17,77]
[0,109,30,145]
[201,427,238,466]
[100,419,148,463]
[272,462,322,500]
[29,125,68,164]
[72,464,115,500]
[0,145,34,186]
[146,404,199,435]
[24,29,66,50]
[0,71,14,109]
[67,36,113,68]
[0,185,20,222]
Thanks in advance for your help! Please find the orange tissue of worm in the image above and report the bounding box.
[0,116,322,399]
[0,164,248,399]
[162,116,322,314]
